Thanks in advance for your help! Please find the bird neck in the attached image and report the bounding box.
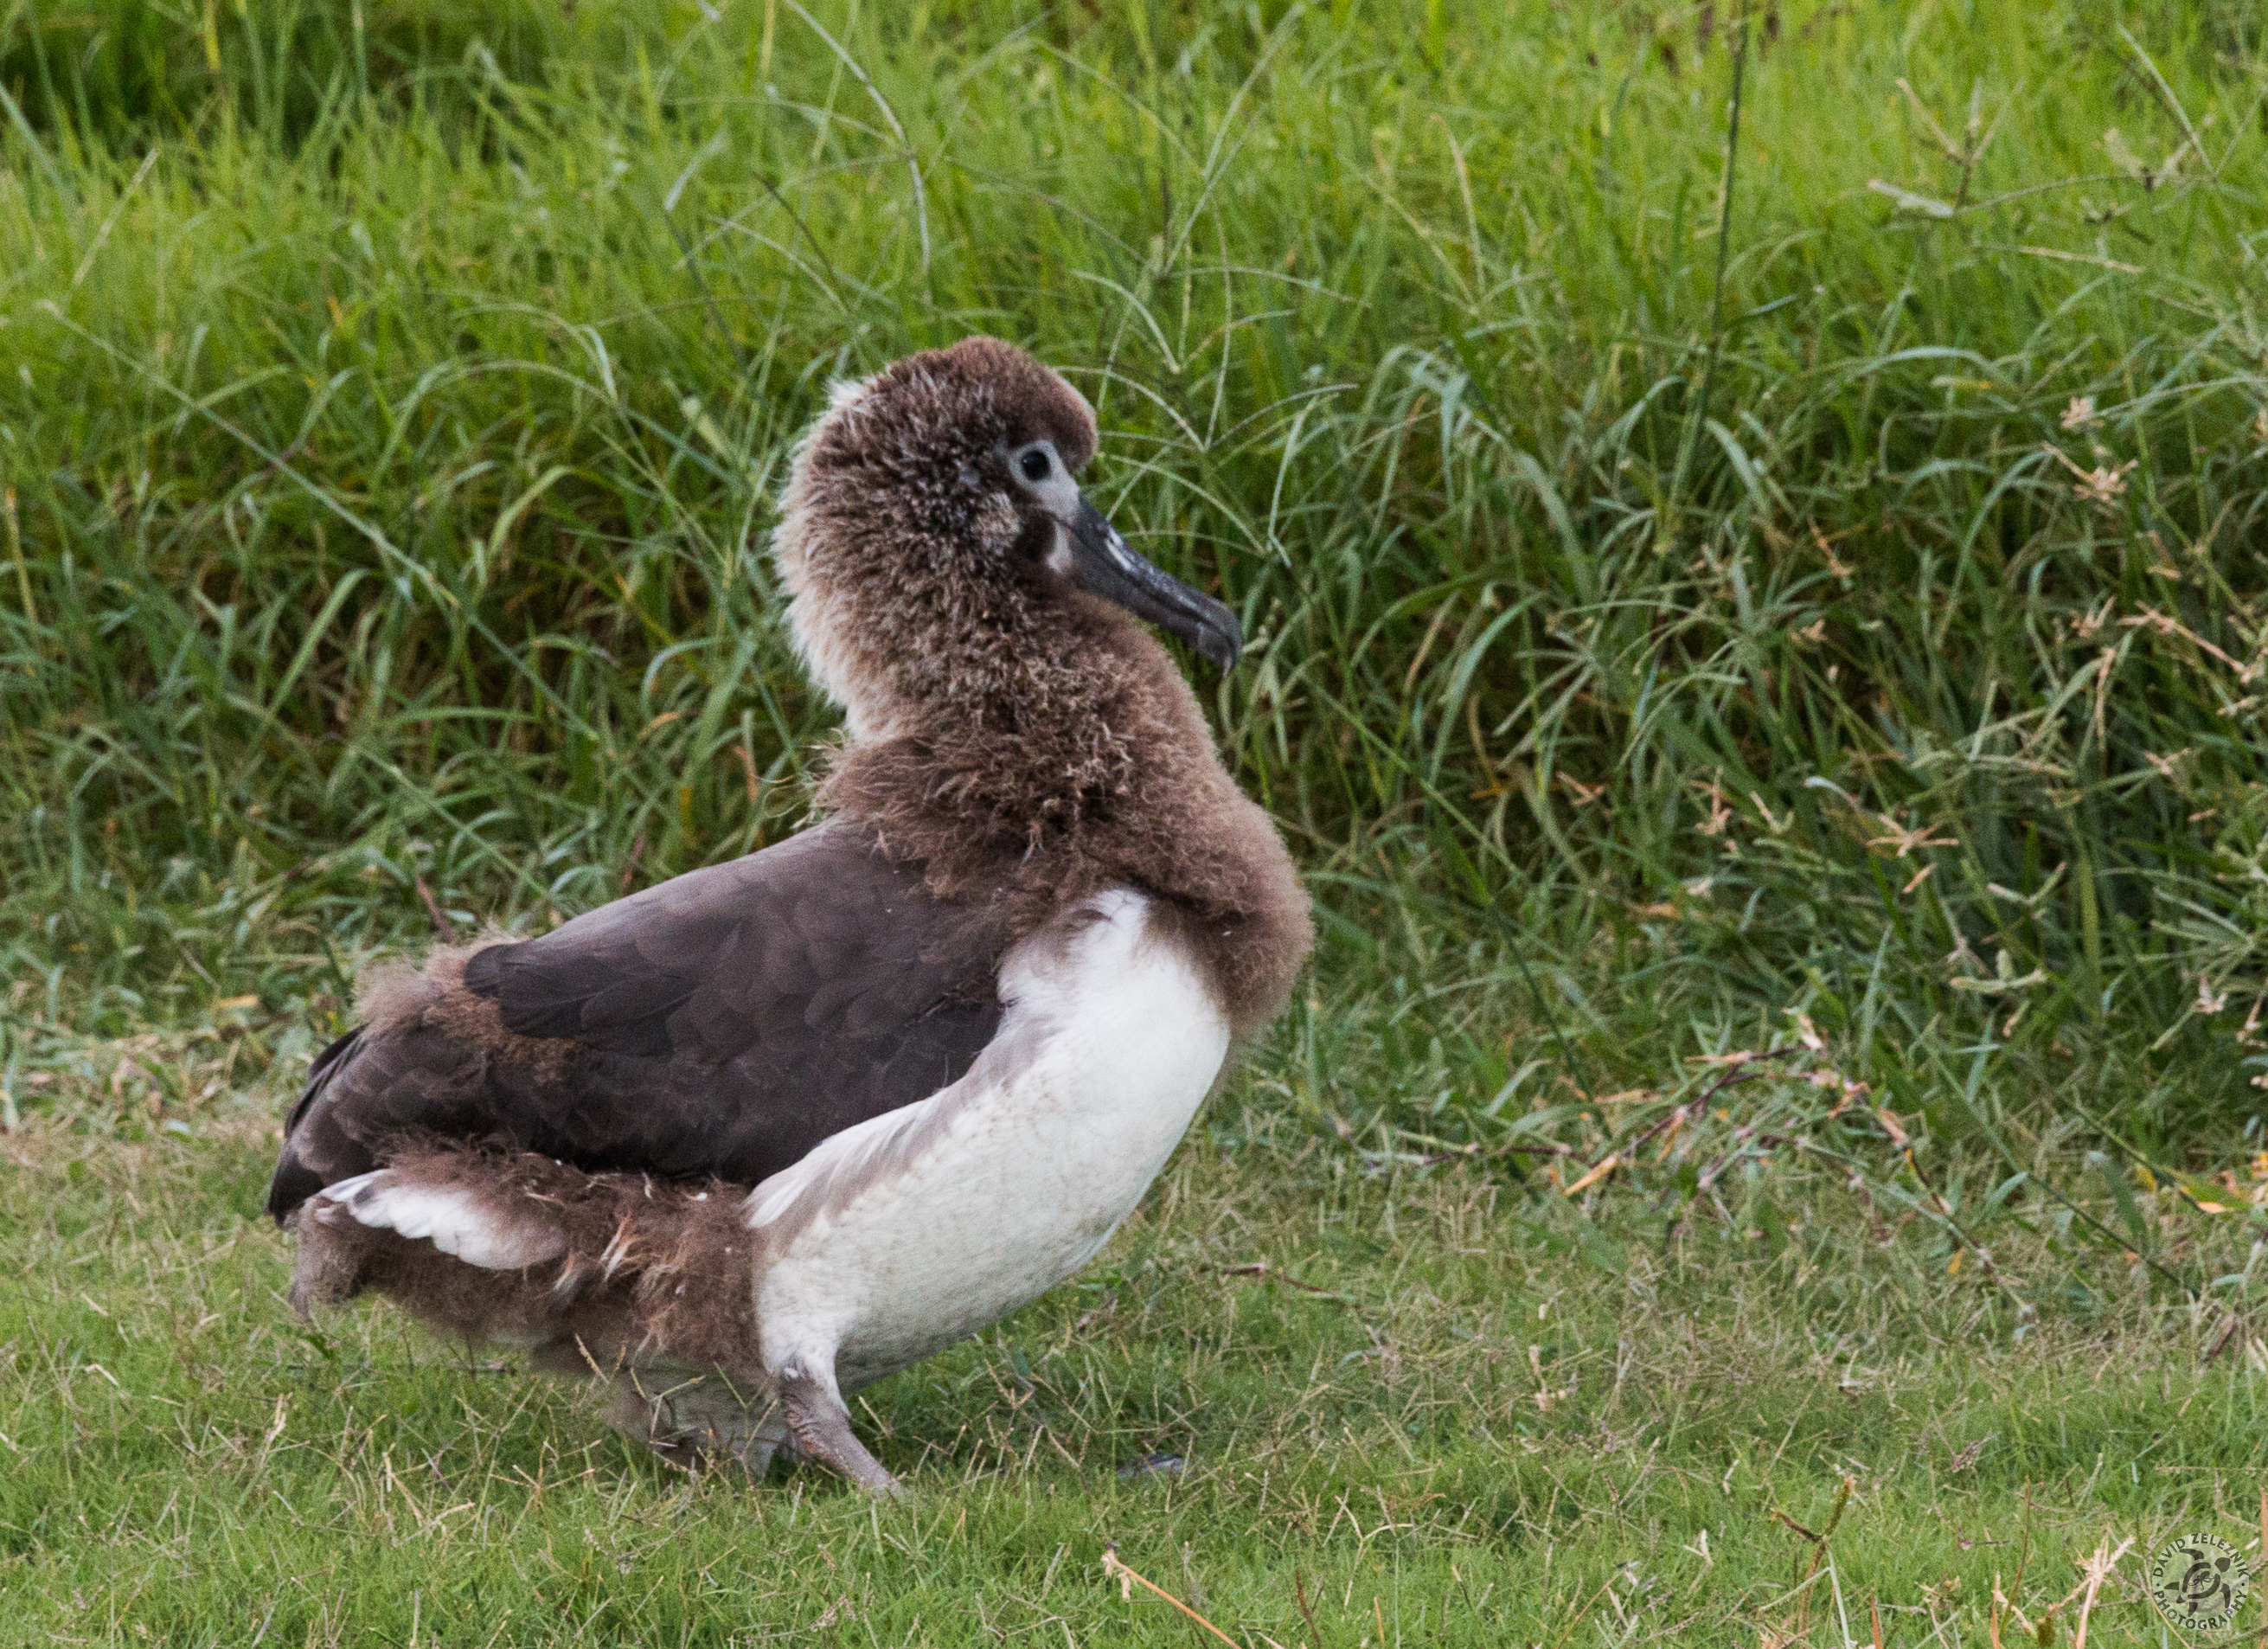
[818,595,1220,854]
[813,601,1312,1037]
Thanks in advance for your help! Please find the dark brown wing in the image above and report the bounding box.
[266,822,1005,1219]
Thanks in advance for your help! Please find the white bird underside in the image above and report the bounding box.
[310,888,1229,1402]
[750,887,1229,1392]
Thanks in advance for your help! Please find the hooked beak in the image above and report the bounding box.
[1061,498,1242,671]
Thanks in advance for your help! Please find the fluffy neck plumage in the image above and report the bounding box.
[772,413,1311,1035]
[799,590,1311,1037]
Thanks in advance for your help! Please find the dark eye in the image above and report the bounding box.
[1019,449,1051,482]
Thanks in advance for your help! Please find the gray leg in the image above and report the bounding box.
[776,1358,904,1498]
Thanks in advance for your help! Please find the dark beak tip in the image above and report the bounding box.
[1064,496,1244,672]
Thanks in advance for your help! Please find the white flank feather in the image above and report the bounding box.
[315,1172,566,1270]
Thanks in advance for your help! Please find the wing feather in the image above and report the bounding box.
[267,822,1004,1219]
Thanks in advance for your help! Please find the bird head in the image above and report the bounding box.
[773,337,1240,737]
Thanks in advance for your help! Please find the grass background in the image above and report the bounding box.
[1,0,2265,1641]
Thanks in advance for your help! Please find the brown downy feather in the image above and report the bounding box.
[778,337,1313,1036]
[815,611,1310,1035]
[354,939,578,1068]
[291,1142,762,1375]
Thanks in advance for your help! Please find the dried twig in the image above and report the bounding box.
[1771,1476,1855,1642]
[1220,1262,1355,1304]
[2069,1535,2132,1649]
[1102,1545,1240,1648]
[1769,1509,1822,1543]
[2201,1312,2242,1368]
[1293,1568,1323,1648]
[1562,1153,1620,1197]
[414,876,454,939]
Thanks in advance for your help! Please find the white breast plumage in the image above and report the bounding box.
[746,888,1229,1391]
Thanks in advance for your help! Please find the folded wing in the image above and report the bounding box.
[266,822,1005,1219]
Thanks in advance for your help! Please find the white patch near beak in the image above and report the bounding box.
[1044,520,1074,577]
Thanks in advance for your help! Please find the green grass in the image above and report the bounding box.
[10,1107,2268,1646]
[3,0,2267,1640]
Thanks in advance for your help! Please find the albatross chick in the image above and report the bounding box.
[269,337,1311,1496]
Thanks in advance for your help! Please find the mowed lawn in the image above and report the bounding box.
[4,1097,2266,1647]
[2,0,2265,1642]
